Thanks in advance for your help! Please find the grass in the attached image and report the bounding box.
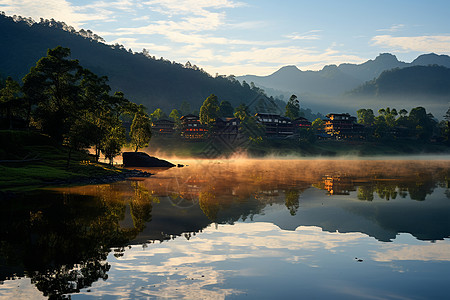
[0,130,128,192]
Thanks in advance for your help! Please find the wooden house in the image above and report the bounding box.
[255,113,294,138]
[180,114,207,139]
[151,119,175,136]
[325,113,362,139]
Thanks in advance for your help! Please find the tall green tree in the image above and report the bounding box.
[169,109,180,121]
[150,108,166,121]
[22,46,83,142]
[0,76,21,129]
[199,94,219,125]
[285,94,300,120]
[356,109,375,126]
[101,117,126,165]
[179,101,191,116]
[130,106,152,152]
[443,108,450,143]
[169,108,182,133]
[234,103,264,143]
[218,100,234,118]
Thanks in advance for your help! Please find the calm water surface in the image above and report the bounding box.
[1,158,450,299]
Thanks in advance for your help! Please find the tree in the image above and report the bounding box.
[199,94,219,125]
[0,76,21,129]
[408,107,436,141]
[218,100,234,118]
[169,109,182,134]
[234,103,264,143]
[285,94,300,120]
[311,118,324,132]
[357,109,375,126]
[130,106,152,152]
[444,108,450,143]
[234,103,250,121]
[150,108,166,121]
[22,46,83,142]
[169,109,180,121]
[101,118,126,164]
[179,101,191,116]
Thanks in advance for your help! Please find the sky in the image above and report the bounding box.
[1,0,450,76]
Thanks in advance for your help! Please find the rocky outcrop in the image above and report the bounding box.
[122,152,175,168]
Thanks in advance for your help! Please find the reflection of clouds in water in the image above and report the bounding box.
[371,237,450,262]
[0,278,46,300]
[74,222,450,298]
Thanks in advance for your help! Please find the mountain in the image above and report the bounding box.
[349,65,450,98]
[337,53,408,82]
[0,14,261,113]
[239,64,361,98]
[237,52,450,117]
[411,53,450,68]
[237,52,450,99]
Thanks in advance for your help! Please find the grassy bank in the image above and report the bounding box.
[0,130,134,192]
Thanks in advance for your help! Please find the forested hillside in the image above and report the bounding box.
[349,65,450,99]
[0,13,262,112]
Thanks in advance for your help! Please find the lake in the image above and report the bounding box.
[1,158,450,299]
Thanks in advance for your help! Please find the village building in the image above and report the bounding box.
[151,119,175,136]
[255,113,294,138]
[180,114,207,139]
[325,113,364,139]
[214,117,240,141]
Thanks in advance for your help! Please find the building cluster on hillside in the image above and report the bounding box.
[151,112,366,141]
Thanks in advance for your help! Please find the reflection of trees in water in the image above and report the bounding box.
[0,182,154,299]
[357,185,374,201]
[285,189,301,216]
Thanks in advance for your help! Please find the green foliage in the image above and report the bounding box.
[0,76,22,129]
[101,118,126,164]
[234,103,264,143]
[22,46,83,142]
[199,94,219,125]
[285,94,300,120]
[218,100,234,118]
[130,106,152,152]
[311,118,325,131]
[150,108,166,121]
[357,109,375,126]
[169,109,180,121]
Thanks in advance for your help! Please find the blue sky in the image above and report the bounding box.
[1,0,450,76]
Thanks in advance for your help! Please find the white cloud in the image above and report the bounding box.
[285,30,322,41]
[376,24,405,33]
[0,0,109,27]
[371,241,450,262]
[371,35,450,53]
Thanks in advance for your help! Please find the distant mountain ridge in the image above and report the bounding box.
[237,53,450,98]
[0,13,262,113]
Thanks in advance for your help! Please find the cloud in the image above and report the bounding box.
[376,24,405,33]
[371,35,450,53]
[371,242,450,262]
[0,0,110,27]
[285,30,322,41]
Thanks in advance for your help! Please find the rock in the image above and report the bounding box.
[122,152,175,168]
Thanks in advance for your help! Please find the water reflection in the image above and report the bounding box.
[0,159,449,298]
